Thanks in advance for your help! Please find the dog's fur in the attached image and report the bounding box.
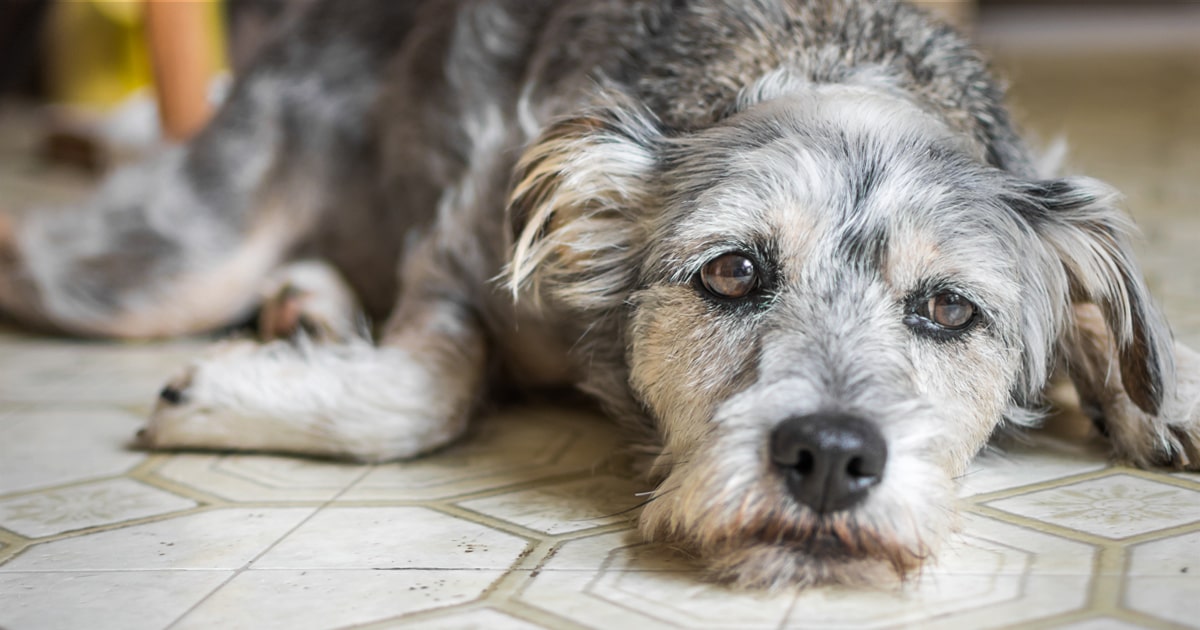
[2,0,1199,589]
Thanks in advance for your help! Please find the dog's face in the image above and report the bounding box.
[629,87,1040,587]
[509,82,1170,587]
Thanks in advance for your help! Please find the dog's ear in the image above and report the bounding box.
[506,95,662,311]
[1012,176,1174,416]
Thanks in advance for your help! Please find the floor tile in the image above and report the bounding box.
[252,507,529,570]
[173,569,505,630]
[154,453,367,502]
[0,478,196,538]
[457,475,643,535]
[341,408,619,502]
[0,571,231,630]
[0,341,202,406]
[959,433,1109,498]
[782,515,1094,629]
[521,567,798,630]
[1121,576,1200,628]
[1126,530,1200,577]
[1,508,314,571]
[985,474,1200,539]
[405,608,547,629]
[1037,618,1145,630]
[0,408,147,495]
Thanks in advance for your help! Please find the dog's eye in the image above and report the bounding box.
[700,253,758,299]
[920,292,976,329]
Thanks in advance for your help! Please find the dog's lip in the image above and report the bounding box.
[739,511,884,555]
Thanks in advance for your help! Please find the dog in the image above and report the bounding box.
[2,0,1198,589]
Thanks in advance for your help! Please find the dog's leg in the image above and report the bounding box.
[257,260,364,343]
[139,240,488,462]
[1065,303,1200,469]
[0,118,306,338]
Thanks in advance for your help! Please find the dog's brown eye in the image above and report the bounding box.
[701,253,757,299]
[924,292,975,329]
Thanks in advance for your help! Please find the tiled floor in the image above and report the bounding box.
[2,44,1200,630]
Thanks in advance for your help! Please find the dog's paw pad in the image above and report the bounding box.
[258,283,352,342]
[1167,424,1200,470]
[257,262,362,343]
[258,283,305,340]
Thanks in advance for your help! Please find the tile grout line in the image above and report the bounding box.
[161,463,377,629]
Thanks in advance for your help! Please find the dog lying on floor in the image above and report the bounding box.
[2,0,1198,588]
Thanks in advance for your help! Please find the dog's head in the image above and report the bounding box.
[507,81,1172,588]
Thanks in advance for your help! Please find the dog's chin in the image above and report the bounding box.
[704,541,920,590]
[640,510,930,590]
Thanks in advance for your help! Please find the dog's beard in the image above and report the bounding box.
[637,430,954,589]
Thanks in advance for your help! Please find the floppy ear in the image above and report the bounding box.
[506,94,663,312]
[1013,176,1175,417]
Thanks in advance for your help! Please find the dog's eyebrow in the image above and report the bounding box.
[836,222,889,272]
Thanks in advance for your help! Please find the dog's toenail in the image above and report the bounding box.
[159,386,184,404]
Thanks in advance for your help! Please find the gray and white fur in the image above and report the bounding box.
[2,0,1198,589]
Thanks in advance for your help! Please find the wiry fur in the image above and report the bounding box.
[2,0,1198,590]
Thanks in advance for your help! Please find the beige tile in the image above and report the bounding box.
[1052,618,1148,630]
[252,507,529,570]
[0,408,146,495]
[985,474,1200,539]
[0,341,201,406]
[174,569,505,630]
[404,608,546,630]
[1122,576,1200,628]
[154,453,367,502]
[534,529,694,572]
[342,408,620,502]
[959,433,1108,498]
[521,516,1091,629]
[0,478,196,538]
[518,530,799,629]
[782,515,1093,629]
[0,570,230,630]
[521,567,797,630]
[1127,530,1200,577]
[457,474,643,535]
[1,508,314,571]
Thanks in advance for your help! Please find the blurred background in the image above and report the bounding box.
[0,0,1196,168]
[0,1,1197,344]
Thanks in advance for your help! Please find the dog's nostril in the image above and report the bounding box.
[796,449,815,475]
[846,456,865,477]
[769,412,888,514]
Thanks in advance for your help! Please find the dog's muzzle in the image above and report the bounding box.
[770,412,887,514]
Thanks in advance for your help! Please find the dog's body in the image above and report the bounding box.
[3,0,1199,588]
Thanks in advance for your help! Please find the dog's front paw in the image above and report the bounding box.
[1104,342,1200,471]
[1161,343,1200,470]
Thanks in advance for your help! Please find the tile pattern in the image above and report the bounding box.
[2,45,1200,630]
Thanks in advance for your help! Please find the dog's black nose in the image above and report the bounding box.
[769,413,887,514]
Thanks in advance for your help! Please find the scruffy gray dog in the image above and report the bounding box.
[2,0,1198,588]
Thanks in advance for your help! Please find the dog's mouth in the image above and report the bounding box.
[644,507,931,588]
[747,510,923,566]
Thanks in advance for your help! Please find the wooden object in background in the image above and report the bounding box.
[144,0,214,142]
[912,0,976,29]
